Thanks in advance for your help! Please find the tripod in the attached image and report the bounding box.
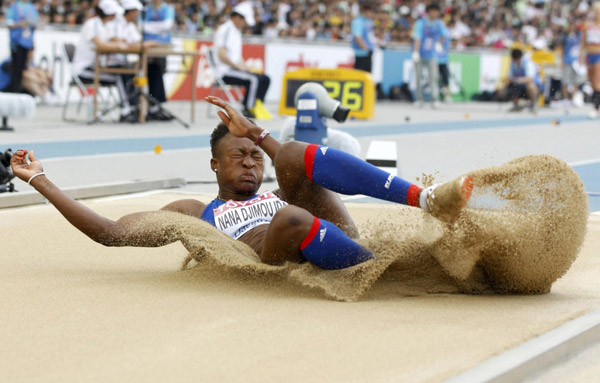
[94,72,189,128]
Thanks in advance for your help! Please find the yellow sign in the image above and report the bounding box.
[279,68,375,119]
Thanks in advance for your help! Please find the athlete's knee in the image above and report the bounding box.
[269,205,313,238]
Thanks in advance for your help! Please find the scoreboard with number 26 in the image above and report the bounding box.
[279,68,375,119]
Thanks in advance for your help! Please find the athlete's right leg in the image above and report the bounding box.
[275,141,359,238]
[260,205,373,269]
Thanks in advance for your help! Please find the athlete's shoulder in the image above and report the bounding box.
[269,189,288,202]
[160,198,207,219]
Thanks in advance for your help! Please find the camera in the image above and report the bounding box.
[0,149,16,193]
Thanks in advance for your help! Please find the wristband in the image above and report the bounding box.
[27,172,46,185]
[254,130,270,146]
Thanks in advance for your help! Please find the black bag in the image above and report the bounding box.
[0,149,15,193]
[389,83,413,102]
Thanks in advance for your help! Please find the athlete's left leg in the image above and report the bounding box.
[276,141,424,207]
[275,141,473,225]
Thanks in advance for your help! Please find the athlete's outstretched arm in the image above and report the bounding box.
[205,96,281,160]
[10,150,205,247]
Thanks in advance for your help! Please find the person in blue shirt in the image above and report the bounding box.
[561,23,582,103]
[6,0,38,94]
[142,0,176,121]
[437,23,451,102]
[0,59,12,92]
[501,48,541,113]
[351,2,375,73]
[412,3,445,108]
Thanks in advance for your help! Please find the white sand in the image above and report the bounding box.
[1,191,599,383]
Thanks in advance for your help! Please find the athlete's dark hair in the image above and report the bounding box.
[210,122,230,157]
[210,117,258,157]
[511,48,523,60]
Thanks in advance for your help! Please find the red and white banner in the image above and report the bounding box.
[264,42,356,102]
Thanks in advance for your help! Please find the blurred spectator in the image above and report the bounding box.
[6,0,38,93]
[499,47,541,113]
[143,0,174,120]
[213,1,270,118]
[412,3,445,108]
[351,2,374,73]
[560,22,582,103]
[4,0,592,51]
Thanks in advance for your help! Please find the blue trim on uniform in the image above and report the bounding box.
[200,198,224,226]
[200,194,261,227]
[588,53,600,65]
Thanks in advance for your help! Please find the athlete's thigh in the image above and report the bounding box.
[289,180,358,238]
[275,141,358,238]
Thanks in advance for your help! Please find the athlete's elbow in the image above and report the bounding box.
[87,224,124,247]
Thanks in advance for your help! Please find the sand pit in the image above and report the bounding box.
[105,155,589,302]
[1,155,597,382]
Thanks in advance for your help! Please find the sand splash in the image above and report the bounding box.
[119,155,588,301]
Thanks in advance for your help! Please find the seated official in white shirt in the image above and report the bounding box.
[212,1,270,118]
[71,0,155,123]
[110,0,171,121]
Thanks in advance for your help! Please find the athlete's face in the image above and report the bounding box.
[211,134,264,198]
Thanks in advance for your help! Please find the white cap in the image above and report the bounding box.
[233,1,255,27]
[98,0,124,16]
[121,0,143,11]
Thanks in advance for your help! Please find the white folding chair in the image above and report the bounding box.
[61,42,119,123]
[205,49,244,118]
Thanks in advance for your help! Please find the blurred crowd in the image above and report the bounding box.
[0,0,597,49]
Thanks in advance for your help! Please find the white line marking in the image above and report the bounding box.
[90,189,167,203]
[42,147,211,162]
[446,308,600,383]
[568,158,600,167]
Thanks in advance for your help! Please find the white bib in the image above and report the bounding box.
[213,191,288,239]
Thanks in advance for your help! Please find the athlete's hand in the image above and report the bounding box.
[10,149,43,183]
[205,96,258,138]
